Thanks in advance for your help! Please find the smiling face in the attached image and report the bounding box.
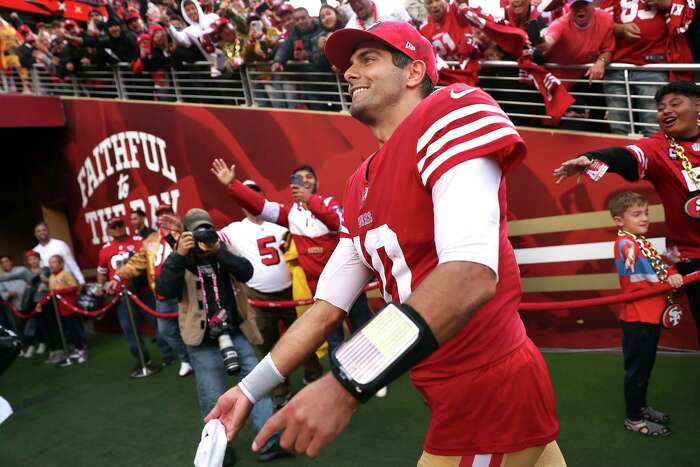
[292,169,318,193]
[0,257,12,273]
[108,23,122,38]
[508,0,529,17]
[657,92,700,139]
[27,255,40,269]
[293,9,313,32]
[184,2,199,23]
[49,255,63,274]
[34,223,50,243]
[319,6,338,30]
[345,44,407,125]
[614,202,650,236]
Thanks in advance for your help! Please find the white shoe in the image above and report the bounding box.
[375,386,388,398]
[23,345,36,358]
[178,362,193,377]
[19,350,27,358]
[36,343,47,355]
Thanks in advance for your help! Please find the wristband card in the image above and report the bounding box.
[335,304,419,385]
[585,159,609,181]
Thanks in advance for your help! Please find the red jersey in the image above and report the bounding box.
[545,8,615,68]
[340,84,527,381]
[614,233,669,324]
[228,181,342,291]
[625,132,700,259]
[420,3,473,60]
[97,236,143,281]
[601,0,667,64]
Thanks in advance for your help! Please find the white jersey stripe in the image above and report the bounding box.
[472,454,493,467]
[417,115,515,172]
[626,144,647,177]
[261,200,281,223]
[416,104,508,153]
[420,126,520,185]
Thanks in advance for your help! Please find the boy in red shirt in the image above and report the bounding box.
[610,191,683,437]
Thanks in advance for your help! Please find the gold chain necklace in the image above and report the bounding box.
[666,121,700,190]
[617,229,668,282]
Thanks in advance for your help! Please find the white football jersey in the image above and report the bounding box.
[219,218,292,293]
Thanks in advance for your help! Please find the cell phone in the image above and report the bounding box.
[251,20,263,35]
[290,174,303,186]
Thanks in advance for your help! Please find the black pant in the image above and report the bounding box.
[61,315,86,351]
[676,259,700,345]
[621,321,660,420]
[37,300,62,351]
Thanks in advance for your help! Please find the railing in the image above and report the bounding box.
[3,60,699,135]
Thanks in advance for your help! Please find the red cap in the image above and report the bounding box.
[127,9,141,21]
[155,203,174,216]
[63,19,78,30]
[325,21,438,85]
[25,250,40,259]
[276,3,294,14]
[107,217,125,228]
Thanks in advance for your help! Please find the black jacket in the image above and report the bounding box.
[155,247,253,327]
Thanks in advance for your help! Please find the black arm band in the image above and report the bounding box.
[330,302,439,403]
[585,147,639,181]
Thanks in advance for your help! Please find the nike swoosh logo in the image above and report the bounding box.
[450,88,477,99]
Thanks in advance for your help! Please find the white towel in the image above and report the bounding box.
[194,419,227,467]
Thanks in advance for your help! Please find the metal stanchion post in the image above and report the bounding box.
[124,292,160,379]
[51,295,72,366]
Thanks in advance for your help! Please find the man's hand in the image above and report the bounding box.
[252,374,358,459]
[668,273,684,289]
[176,231,195,256]
[585,60,605,83]
[104,280,120,294]
[621,23,641,42]
[211,158,236,186]
[291,184,312,203]
[204,385,254,441]
[553,155,592,184]
[271,62,284,72]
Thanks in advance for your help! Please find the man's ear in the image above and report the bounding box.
[694,96,700,116]
[405,60,427,91]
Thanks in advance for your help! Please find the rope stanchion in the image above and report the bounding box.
[1,296,47,320]
[519,270,700,311]
[124,291,178,318]
[55,293,121,317]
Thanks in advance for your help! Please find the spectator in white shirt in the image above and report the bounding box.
[344,0,412,30]
[32,222,85,284]
[218,180,323,409]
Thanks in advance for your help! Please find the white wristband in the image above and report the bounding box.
[238,353,285,404]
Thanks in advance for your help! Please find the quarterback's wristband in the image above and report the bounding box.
[330,302,439,403]
[238,353,285,404]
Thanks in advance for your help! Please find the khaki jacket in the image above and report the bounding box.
[178,269,263,347]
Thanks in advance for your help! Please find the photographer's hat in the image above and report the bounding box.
[183,209,213,231]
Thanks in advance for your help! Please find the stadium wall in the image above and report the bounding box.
[56,98,697,350]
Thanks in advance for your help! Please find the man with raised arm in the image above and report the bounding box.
[207,21,563,466]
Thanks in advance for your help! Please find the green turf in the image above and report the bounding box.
[0,335,698,466]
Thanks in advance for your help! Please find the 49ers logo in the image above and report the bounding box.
[684,194,700,218]
[661,302,683,329]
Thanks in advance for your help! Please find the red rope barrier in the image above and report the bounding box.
[55,293,121,317]
[246,273,700,311]
[519,270,700,311]
[124,291,178,318]
[248,282,381,309]
[1,296,47,319]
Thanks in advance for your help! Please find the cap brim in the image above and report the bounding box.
[325,28,402,73]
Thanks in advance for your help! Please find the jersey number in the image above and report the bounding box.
[431,32,456,58]
[620,0,658,22]
[257,236,281,266]
[359,224,412,303]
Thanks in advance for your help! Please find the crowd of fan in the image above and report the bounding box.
[1,0,699,124]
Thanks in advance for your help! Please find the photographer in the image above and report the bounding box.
[155,209,288,464]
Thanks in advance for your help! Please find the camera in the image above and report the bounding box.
[192,227,219,246]
[207,313,240,375]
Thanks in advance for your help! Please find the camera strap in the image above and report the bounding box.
[196,264,224,320]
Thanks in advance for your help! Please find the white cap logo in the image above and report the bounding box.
[405,41,416,51]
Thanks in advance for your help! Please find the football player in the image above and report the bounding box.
[206,21,564,466]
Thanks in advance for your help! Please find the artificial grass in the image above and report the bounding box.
[0,335,698,466]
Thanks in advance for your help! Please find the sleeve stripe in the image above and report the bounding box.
[626,144,647,177]
[261,200,281,222]
[417,115,515,172]
[340,225,349,234]
[420,126,520,186]
[416,103,508,154]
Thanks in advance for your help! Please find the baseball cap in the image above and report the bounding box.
[107,217,125,228]
[183,208,214,231]
[325,21,438,85]
[567,0,592,4]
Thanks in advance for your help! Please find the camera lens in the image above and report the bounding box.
[217,334,240,375]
